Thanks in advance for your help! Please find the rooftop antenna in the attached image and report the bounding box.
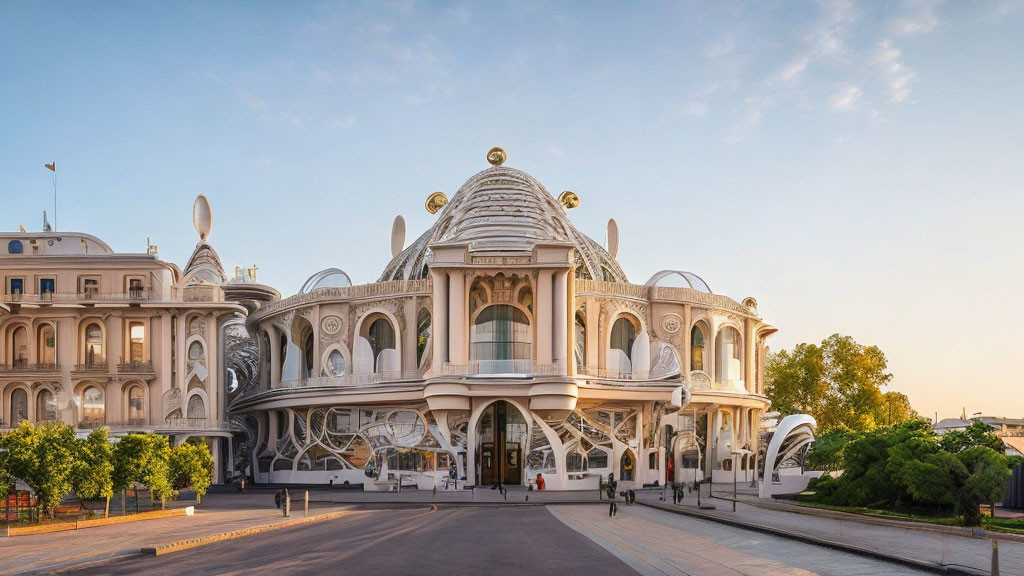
[44,162,56,231]
[43,211,52,232]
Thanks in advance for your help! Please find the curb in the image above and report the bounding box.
[140,507,377,556]
[6,507,193,537]
[319,499,605,508]
[638,500,983,576]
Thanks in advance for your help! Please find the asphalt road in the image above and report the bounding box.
[66,506,634,576]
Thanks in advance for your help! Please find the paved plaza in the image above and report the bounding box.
[3,488,1019,575]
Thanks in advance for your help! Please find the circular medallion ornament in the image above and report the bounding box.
[660,314,683,335]
[486,147,507,166]
[321,315,343,335]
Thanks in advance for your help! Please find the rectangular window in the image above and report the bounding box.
[128,278,144,298]
[129,323,145,364]
[39,278,55,299]
[81,277,99,298]
[9,278,24,297]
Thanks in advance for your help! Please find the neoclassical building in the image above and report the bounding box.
[0,197,277,482]
[231,148,776,490]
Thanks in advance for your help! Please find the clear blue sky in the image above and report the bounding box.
[3,1,1022,421]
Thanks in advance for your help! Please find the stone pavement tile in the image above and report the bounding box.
[551,504,933,576]
[0,495,352,575]
[550,505,821,576]
[637,491,1021,575]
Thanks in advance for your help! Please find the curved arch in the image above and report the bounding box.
[78,318,106,366]
[715,325,744,385]
[690,320,709,372]
[761,415,817,496]
[122,380,148,424]
[77,381,105,428]
[7,323,29,367]
[299,268,352,294]
[8,385,29,424]
[320,343,350,377]
[34,386,58,422]
[574,311,586,371]
[353,307,402,374]
[644,270,712,293]
[470,304,532,374]
[416,308,431,369]
[185,388,209,419]
[35,321,57,365]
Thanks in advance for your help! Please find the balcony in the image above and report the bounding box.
[159,417,233,431]
[271,370,424,390]
[1,289,153,305]
[575,366,651,380]
[73,362,109,373]
[442,361,565,378]
[0,362,60,373]
[117,361,154,374]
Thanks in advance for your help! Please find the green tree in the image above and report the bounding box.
[880,392,918,426]
[4,422,78,519]
[766,334,896,431]
[939,421,1005,454]
[956,446,1011,526]
[73,428,114,515]
[113,433,176,512]
[169,441,214,504]
[805,427,861,472]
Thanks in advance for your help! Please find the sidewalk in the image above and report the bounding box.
[0,492,352,576]
[636,488,1022,575]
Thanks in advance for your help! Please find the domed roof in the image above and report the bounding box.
[299,268,352,294]
[645,270,712,293]
[380,165,627,282]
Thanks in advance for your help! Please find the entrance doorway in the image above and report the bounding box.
[477,401,527,485]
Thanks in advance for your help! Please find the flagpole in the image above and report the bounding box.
[52,167,57,232]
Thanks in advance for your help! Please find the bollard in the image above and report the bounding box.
[304,490,309,518]
[283,489,291,517]
[991,539,999,576]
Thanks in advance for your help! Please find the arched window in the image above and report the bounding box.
[324,349,345,376]
[36,389,56,421]
[620,449,635,481]
[367,318,396,372]
[301,326,314,379]
[10,388,28,423]
[574,313,586,371]
[690,324,705,371]
[187,395,206,419]
[128,386,145,423]
[470,305,531,374]
[715,326,744,384]
[11,326,28,367]
[129,322,145,364]
[84,323,104,366]
[80,385,104,428]
[610,317,637,358]
[416,310,431,367]
[38,324,56,365]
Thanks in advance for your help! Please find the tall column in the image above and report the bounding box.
[745,319,756,393]
[269,325,281,385]
[552,270,568,371]
[431,271,448,372]
[682,304,692,384]
[536,270,553,365]
[448,271,466,365]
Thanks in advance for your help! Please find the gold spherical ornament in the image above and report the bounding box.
[558,190,580,209]
[486,147,507,166]
[425,191,448,214]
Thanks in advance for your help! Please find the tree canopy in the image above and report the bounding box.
[2,422,78,518]
[168,440,215,503]
[766,334,913,431]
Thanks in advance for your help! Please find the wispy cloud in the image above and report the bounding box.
[723,96,770,145]
[890,0,940,36]
[707,35,735,58]
[829,85,862,110]
[874,40,915,102]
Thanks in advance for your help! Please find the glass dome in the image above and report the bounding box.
[299,268,353,294]
[644,270,712,293]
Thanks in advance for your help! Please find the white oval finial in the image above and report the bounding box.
[607,218,619,259]
[193,195,212,241]
[391,215,406,258]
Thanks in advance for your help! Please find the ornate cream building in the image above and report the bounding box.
[0,197,277,482]
[230,148,776,490]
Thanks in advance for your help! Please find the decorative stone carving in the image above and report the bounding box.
[661,313,683,335]
[321,315,343,336]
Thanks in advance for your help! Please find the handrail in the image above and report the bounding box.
[575,279,649,300]
[575,366,651,380]
[442,361,565,377]
[271,370,424,389]
[252,279,432,320]
[117,362,155,372]
[159,418,233,431]
[0,363,60,373]
[1,289,154,304]
[73,363,108,372]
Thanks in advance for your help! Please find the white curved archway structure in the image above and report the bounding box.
[759,414,821,498]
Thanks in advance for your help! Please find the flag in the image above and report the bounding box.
[45,162,55,172]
